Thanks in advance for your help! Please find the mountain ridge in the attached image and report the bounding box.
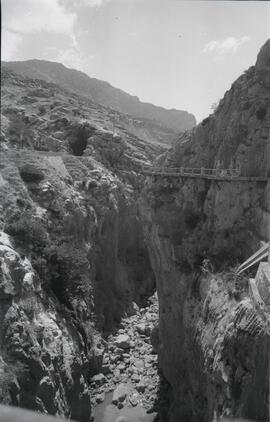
[2,59,196,132]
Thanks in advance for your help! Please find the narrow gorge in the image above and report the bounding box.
[0,38,269,422]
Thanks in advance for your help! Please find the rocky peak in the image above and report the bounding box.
[255,39,270,71]
[255,38,270,86]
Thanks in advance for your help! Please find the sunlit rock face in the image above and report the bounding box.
[0,231,92,421]
[140,40,270,421]
[0,68,156,419]
[0,149,156,419]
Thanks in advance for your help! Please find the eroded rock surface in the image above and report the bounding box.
[1,37,269,422]
[140,40,270,421]
[0,66,157,419]
[0,231,92,421]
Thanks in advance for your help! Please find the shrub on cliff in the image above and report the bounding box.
[5,211,48,251]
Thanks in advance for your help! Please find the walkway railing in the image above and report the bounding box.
[236,243,269,275]
[142,166,240,176]
[140,165,269,182]
[3,149,269,182]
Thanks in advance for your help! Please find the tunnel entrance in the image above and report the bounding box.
[70,126,88,156]
[69,125,96,156]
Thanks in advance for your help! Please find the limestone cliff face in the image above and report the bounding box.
[141,40,270,421]
[0,149,155,418]
[0,69,156,418]
[0,232,92,421]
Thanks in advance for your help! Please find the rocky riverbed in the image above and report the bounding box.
[90,294,160,421]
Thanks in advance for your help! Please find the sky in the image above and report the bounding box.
[2,0,270,123]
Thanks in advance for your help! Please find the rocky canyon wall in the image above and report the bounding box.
[0,69,156,419]
[141,40,270,421]
[1,37,270,422]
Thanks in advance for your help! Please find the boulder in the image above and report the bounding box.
[134,359,144,369]
[113,369,121,383]
[96,392,105,403]
[129,393,139,407]
[114,334,130,350]
[135,323,147,335]
[110,355,120,364]
[92,373,106,386]
[131,373,140,383]
[136,381,146,393]
[115,347,125,355]
[112,383,127,405]
[117,363,126,373]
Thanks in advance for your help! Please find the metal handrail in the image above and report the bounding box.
[236,243,269,275]
[141,165,242,178]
